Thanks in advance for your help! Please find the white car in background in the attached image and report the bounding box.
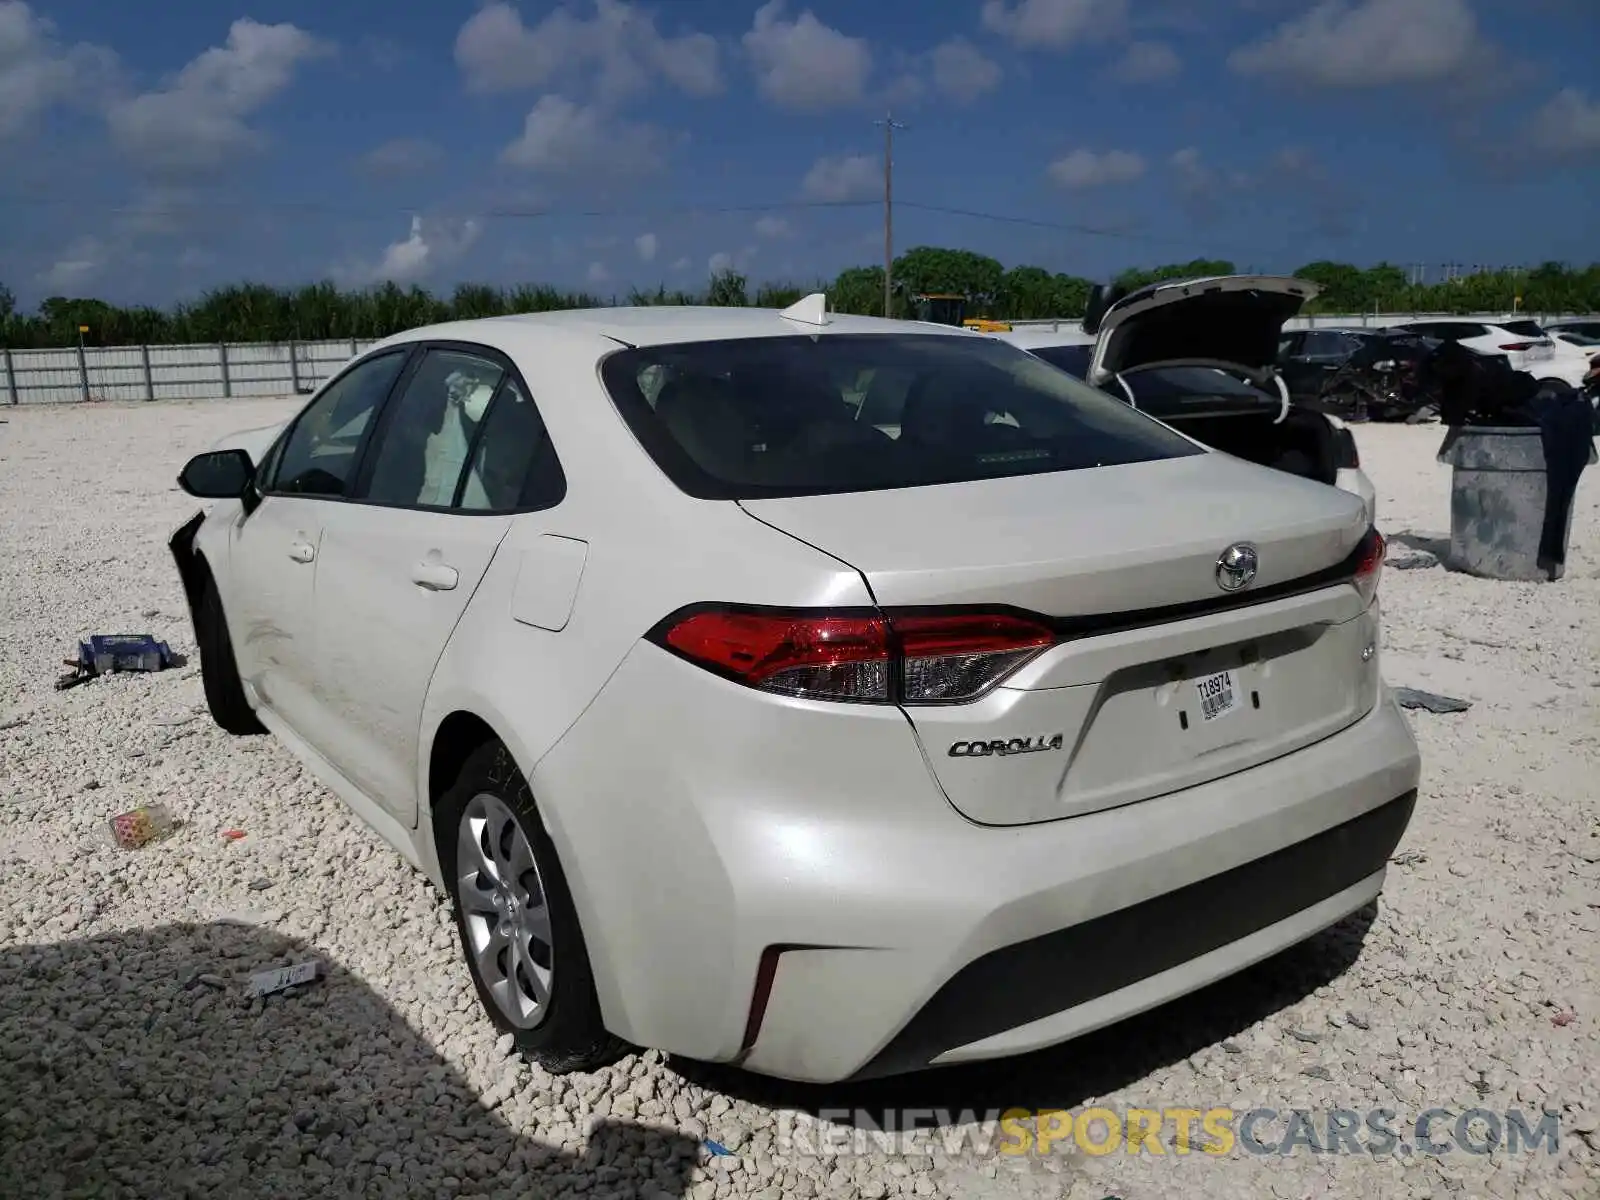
[994,275,1378,527]
[169,297,1420,1084]
[1389,317,1590,389]
[1548,328,1600,363]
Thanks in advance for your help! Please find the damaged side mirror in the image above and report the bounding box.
[178,448,255,499]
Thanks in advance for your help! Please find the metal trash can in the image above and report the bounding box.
[1436,425,1597,582]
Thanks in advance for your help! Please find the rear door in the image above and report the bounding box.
[223,347,411,741]
[1281,330,1358,399]
[307,343,563,826]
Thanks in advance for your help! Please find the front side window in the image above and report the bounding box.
[598,333,1204,500]
[360,350,505,509]
[272,350,409,497]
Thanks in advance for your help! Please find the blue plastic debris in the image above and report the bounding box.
[703,1140,731,1157]
[56,634,177,691]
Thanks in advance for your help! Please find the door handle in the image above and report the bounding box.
[412,561,459,591]
[289,540,315,564]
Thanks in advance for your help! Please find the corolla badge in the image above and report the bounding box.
[1215,542,1259,592]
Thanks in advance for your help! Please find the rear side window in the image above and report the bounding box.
[360,349,506,509]
[598,333,1203,500]
[458,377,566,512]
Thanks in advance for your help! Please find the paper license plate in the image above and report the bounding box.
[1195,669,1238,722]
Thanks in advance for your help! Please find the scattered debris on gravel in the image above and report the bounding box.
[1,401,1596,1198]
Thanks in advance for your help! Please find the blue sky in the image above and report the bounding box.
[2,0,1597,306]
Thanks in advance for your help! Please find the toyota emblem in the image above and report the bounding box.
[1215,543,1259,592]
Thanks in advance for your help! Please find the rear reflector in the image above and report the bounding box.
[1353,528,1385,607]
[651,607,1055,704]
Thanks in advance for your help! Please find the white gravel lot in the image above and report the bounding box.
[1,397,1596,1200]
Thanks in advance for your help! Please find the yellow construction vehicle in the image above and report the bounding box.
[911,292,1011,332]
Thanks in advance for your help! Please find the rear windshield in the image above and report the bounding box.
[1118,367,1277,417]
[599,333,1204,499]
[1028,343,1093,377]
[1499,320,1546,338]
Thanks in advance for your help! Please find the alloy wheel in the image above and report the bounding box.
[456,792,555,1028]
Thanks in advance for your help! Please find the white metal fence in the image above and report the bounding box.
[1,339,382,405]
[3,313,1596,404]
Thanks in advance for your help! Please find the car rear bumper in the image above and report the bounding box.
[532,644,1421,1084]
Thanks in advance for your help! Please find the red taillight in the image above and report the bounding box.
[652,607,1055,704]
[1499,342,1534,352]
[1353,528,1385,607]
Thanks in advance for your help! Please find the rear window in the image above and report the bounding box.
[598,333,1204,499]
[1499,320,1546,338]
[1028,343,1092,377]
[1125,366,1276,407]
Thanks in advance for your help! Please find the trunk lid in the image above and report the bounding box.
[740,454,1378,826]
[1086,275,1320,387]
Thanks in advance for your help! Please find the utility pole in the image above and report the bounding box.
[876,111,907,318]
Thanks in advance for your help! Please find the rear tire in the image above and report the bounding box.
[197,575,265,736]
[438,740,629,1074]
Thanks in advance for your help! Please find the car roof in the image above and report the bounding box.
[365,304,985,355]
[991,326,1093,349]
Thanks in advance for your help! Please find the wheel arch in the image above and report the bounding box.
[168,510,212,638]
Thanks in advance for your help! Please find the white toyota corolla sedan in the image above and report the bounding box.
[170,297,1422,1084]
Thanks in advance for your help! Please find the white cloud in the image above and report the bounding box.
[334,215,483,286]
[356,137,442,176]
[1046,148,1145,189]
[800,153,879,202]
[37,235,108,292]
[499,94,665,176]
[455,0,720,101]
[635,231,658,261]
[754,215,794,239]
[1228,0,1483,87]
[930,37,1001,104]
[0,1,119,139]
[1530,88,1600,158]
[587,261,611,283]
[709,251,735,275]
[980,0,1126,49]
[671,256,691,272]
[1111,40,1180,82]
[743,0,871,112]
[107,19,333,173]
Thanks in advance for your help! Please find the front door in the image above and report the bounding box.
[224,347,412,744]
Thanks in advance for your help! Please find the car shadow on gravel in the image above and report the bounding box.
[0,920,698,1199]
[674,903,1378,1126]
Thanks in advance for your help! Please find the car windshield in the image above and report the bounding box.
[1558,331,1598,346]
[598,333,1204,499]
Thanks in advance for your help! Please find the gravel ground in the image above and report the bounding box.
[1,398,1596,1200]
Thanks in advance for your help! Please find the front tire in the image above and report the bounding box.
[438,741,627,1074]
[197,576,265,736]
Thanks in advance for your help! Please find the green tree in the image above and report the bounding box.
[2,257,1596,350]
